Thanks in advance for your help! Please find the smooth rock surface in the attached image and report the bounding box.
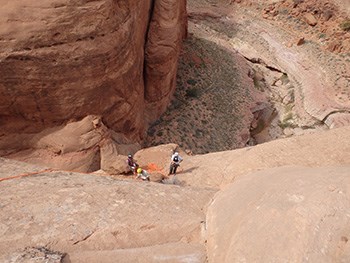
[1,125,350,262]
[0,158,215,262]
[177,125,350,188]
[206,165,350,263]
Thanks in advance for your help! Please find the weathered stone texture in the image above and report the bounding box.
[0,0,187,140]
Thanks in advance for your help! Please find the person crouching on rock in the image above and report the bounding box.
[136,168,150,181]
[127,154,138,174]
[169,152,183,175]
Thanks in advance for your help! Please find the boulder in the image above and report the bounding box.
[304,13,318,26]
[296,37,305,45]
[134,143,180,173]
[322,10,333,21]
[149,172,167,183]
[100,139,129,175]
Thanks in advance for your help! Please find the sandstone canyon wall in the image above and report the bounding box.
[0,0,187,141]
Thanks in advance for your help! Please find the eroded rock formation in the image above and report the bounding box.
[0,115,141,173]
[0,0,187,140]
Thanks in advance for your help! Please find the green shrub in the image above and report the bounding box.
[340,20,350,31]
[253,76,261,90]
[278,112,298,129]
[187,79,197,85]
[186,88,200,98]
[280,73,290,84]
[278,120,292,129]
[283,112,293,123]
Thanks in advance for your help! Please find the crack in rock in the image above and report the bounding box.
[73,230,95,245]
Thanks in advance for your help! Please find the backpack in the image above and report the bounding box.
[173,156,179,162]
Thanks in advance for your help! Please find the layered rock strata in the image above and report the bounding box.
[0,0,187,140]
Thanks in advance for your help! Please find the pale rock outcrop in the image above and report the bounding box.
[206,166,350,263]
[0,118,183,175]
[0,0,187,140]
[324,112,350,128]
[8,247,64,263]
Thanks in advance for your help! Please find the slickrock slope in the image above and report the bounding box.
[177,125,350,188]
[206,165,350,263]
[0,0,186,139]
[0,158,215,262]
[0,126,349,262]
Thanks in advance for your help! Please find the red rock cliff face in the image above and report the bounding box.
[0,0,187,140]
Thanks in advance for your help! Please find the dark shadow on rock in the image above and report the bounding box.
[180,166,199,174]
[62,253,71,263]
[161,175,183,186]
